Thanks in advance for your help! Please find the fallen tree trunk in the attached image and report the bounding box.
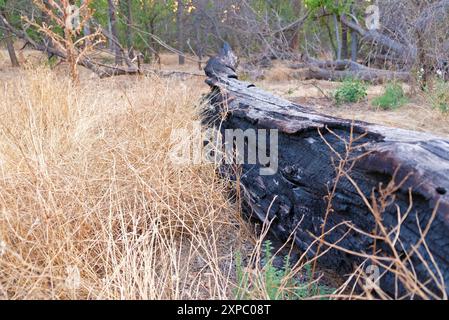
[340,15,417,66]
[290,58,411,84]
[305,65,411,84]
[203,45,449,298]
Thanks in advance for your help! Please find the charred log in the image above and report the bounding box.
[203,45,449,298]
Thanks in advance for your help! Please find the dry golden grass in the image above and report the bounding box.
[0,46,47,70]
[263,62,297,82]
[0,50,446,300]
[156,53,204,74]
[0,66,255,299]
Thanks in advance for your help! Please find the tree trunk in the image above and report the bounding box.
[63,5,78,82]
[289,0,302,51]
[341,19,349,60]
[82,0,91,46]
[42,0,54,58]
[4,33,18,67]
[0,11,19,67]
[146,21,155,62]
[120,0,133,51]
[350,31,358,62]
[203,45,449,298]
[176,0,185,65]
[193,7,204,70]
[107,15,113,52]
[108,0,123,66]
[349,7,358,62]
[333,14,342,60]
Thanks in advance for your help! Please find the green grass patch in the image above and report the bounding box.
[372,83,408,110]
[427,80,449,114]
[334,79,367,105]
[234,240,334,300]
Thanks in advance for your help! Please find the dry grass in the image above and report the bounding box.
[156,53,204,73]
[0,45,47,68]
[0,49,447,300]
[263,62,298,82]
[0,66,254,299]
[317,128,447,300]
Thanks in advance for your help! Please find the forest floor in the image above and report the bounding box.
[2,47,447,137]
[0,46,447,299]
[160,52,449,137]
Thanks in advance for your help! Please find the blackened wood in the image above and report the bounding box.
[204,45,449,298]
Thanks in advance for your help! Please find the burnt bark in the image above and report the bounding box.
[203,45,449,298]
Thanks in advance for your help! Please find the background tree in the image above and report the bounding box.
[0,0,19,67]
[107,0,122,65]
[1,0,447,84]
[21,0,104,82]
[176,0,185,65]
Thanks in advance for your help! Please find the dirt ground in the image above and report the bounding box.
[157,52,449,138]
[258,78,449,137]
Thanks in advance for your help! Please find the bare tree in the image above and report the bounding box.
[22,0,103,82]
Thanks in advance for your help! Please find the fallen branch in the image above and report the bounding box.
[340,15,416,64]
[305,65,411,84]
[290,58,411,84]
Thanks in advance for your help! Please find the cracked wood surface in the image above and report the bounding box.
[203,45,449,297]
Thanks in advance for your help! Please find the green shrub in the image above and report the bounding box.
[234,240,334,300]
[372,83,408,110]
[334,79,368,105]
[428,80,449,113]
[45,55,59,68]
